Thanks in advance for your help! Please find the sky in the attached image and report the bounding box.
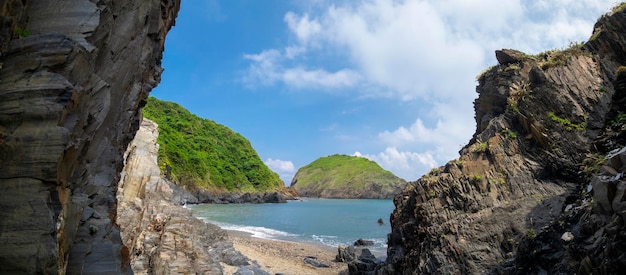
[151,0,617,184]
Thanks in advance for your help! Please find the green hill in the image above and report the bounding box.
[142,97,284,193]
[290,154,406,199]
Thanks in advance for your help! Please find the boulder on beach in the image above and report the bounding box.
[354,238,374,246]
[336,246,381,273]
[303,256,329,268]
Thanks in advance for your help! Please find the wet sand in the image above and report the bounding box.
[223,230,348,275]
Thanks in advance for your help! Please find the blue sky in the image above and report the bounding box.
[151,0,615,184]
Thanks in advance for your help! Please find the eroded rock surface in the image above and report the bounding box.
[371,7,626,275]
[0,0,180,273]
[117,119,254,274]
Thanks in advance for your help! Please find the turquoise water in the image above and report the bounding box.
[188,198,394,255]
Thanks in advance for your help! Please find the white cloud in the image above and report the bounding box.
[282,67,361,89]
[284,12,322,44]
[265,158,295,172]
[357,147,438,181]
[242,49,361,90]
[247,0,613,181]
[264,158,296,185]
[322,0,485,101]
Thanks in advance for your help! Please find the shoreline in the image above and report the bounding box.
[225,229,348,275]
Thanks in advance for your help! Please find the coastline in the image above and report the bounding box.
[225,229,348,275]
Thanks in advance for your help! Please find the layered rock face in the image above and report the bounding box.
[374,8,626,274]
[0,0,180,273]
[117,119,253,274]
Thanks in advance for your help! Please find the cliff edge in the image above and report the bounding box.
[117,118,261,274]
[142,96,296,203]
[367,5,626,275]
[0,0,180,273]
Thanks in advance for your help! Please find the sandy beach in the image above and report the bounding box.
[223,230,348,275]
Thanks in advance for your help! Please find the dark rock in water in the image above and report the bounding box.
[354,238,374,246]
[377,218,384,225]
[262,191,288,203]
[303,256,329,268]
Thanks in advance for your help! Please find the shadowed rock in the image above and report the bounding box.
[0,0,180,273]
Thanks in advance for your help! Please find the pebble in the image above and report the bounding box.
[561,232,574,242]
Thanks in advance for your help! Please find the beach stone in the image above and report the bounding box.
[337,247,381,273]
[235,265,270,275]
[336,246,357,262]
[354,238,375,246]
[304,256,329,268]
[561,232,574,242]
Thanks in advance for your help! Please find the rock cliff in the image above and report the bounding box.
[369,6,626,275]
[142,96,296,202]
[116,118,259,274]
[0,0,180,273]
[291,154,406,199]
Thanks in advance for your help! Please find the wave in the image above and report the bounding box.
[200,218,297,239]
[311,234,388,256]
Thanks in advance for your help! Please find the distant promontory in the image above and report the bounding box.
[290,154,406,199]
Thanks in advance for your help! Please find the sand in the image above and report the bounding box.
[223,230,348,275]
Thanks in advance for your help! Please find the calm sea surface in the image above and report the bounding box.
[188,198,395,255]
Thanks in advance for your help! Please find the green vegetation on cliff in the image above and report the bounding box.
[291,154,406,199]
[142,97,283,192]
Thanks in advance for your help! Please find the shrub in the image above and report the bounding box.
[143,97,283,192]
[489,173,506,185]
[548,112,586,131]
[15,27,29,38]
[536,42,590,70]
[580,153,606,179]
[612,113,626,127]
[501,129,518,139]
[472,141,488,153]
[507,81,532,113]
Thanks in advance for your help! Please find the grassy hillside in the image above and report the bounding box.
[291,154,406,199]
[142,97,283,192]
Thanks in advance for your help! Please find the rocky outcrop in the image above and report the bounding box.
[117,118,258,274]
[336,246,382,274]
[193,190,295,204]
[371,6,626,275]
[0,0,180,273]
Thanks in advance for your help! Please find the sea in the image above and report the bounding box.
[188,198,395,256]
